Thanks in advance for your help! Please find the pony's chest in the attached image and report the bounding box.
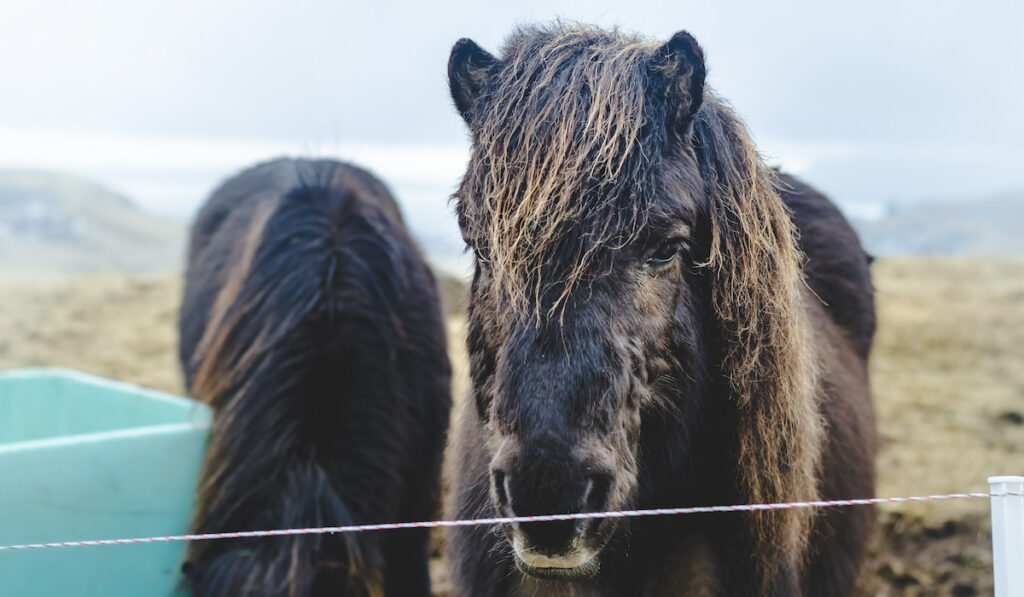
[641,533,721,596]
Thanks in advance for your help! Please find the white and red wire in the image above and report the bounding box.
[2,490,1020,552]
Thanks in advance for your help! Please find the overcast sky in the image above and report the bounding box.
[1,0,1022,224]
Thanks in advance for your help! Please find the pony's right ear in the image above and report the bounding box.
[649,31,706,139]
[448,38,497,124]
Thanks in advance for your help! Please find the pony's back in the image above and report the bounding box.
[778,173,875,359]
[179,158,450,596]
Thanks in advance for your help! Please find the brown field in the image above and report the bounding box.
[1,258,1021,595]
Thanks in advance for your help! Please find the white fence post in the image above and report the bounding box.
[989,475,1024,597]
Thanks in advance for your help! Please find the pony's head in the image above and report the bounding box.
[449,24,821,581]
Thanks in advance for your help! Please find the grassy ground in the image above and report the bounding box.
[856,259,1024,596]
[1,258,1021,595]
[0,274,184,392]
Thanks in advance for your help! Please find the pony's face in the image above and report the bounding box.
[460,211,712,580]
[449,27,709,580]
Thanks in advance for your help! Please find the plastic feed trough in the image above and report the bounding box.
[0,369,211,596]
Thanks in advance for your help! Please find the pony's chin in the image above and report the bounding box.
[514,552,601,581]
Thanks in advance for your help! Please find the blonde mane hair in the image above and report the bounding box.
[458,25,661,316]
[696,97,824,576]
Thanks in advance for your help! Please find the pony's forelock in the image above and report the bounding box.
[457,25,663,316]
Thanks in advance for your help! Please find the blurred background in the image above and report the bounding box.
[0,0,1021,594]
[1,0,1022,275]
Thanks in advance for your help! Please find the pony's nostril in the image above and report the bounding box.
[493,469,510,509]
[583,475,611,513]
[576,475,611,533]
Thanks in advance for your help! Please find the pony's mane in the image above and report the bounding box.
[694,98,824,576]
[458,25,662,315]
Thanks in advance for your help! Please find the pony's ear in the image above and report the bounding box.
[649,31,706,138]
[448,38,498,124]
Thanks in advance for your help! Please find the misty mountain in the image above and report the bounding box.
[853,192,1024,257]
[0,171,185,276]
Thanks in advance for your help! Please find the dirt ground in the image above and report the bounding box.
[1,258,1021,595]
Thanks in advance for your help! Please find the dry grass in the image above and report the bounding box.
[0,273,185,393]
[1,258,1021,595]
[857,258,1024,596]
[872,259,1024,516]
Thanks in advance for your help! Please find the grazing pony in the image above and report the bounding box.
[178,158,450,596]
[444,25,876,596]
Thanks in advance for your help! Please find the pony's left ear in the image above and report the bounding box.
[649,31,706,138]
[448,38,498,125]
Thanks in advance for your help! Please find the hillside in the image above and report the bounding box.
[853,192,1024,257]
[0,171,185,276]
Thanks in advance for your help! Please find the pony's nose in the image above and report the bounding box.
[492,469,612,554]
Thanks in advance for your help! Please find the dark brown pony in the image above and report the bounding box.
[178,158,450,596]
[445,25,876,596]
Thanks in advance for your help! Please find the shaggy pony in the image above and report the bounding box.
[179,158,450,597]
[445,24,875,596]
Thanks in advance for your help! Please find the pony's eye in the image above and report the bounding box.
[473,246,491,265]
[645,240,683,267]
[465,239,491,265]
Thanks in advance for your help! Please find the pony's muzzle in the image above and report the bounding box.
[490,463,612,563]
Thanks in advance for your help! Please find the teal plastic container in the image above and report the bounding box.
[0,368,211,596]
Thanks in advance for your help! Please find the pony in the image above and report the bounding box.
[444,24,876,596]
[178,157,450,596]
